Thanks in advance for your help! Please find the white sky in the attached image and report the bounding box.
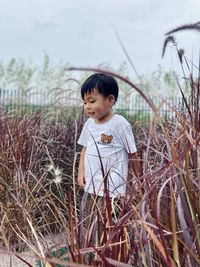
[0,0,200,77]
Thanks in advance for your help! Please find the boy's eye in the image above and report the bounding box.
[83,100,96,104]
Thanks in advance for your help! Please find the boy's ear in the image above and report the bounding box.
[108,95,115,106]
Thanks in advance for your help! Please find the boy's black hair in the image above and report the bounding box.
[81,73,119,101]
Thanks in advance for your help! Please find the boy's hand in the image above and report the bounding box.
[78,176,85,189]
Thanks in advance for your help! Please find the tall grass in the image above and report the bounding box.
[0,22,199,267]
[0,111,83,250]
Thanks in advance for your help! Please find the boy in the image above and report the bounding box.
[77,73,139,198]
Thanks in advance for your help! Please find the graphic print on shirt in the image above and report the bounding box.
[97,133,113,145]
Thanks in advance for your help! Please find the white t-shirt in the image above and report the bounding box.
[77,114,137,197]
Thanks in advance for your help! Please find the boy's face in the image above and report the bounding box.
[83,89,115,122]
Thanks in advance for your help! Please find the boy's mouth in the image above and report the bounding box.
[88,112,95,116]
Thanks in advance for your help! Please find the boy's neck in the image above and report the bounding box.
[95,110,114,124]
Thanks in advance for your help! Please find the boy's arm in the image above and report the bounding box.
[78,147,86,188]
[129,152,140,178]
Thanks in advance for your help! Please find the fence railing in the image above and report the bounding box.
[115,94,187,122]
[0,88,187,122]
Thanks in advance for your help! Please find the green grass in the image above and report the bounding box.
[36,247,69,267]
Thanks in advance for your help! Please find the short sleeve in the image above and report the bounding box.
[118,120,137,154]
[77,119,92,147]
[77,124,87,147]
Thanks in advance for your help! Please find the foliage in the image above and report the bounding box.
[0,111,84,250]
[0,55,183,116]
[138,65,187,96]
[3,54,69,89]
[35,247,68,267]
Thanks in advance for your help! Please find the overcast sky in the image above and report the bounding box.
[0,0,200,77]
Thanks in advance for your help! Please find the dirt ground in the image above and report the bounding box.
[1,251,36,267]
[0,233,67,267]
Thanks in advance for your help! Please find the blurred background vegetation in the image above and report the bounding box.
[0,53,188,125]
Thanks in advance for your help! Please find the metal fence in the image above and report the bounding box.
[0,88,186,122]
[113,94,187,124]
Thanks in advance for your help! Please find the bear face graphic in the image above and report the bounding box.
[101,133,113,144]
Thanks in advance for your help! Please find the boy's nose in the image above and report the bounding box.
[85,103,91,110]
[84,104,91,111]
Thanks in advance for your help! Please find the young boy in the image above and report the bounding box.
[77,73,139,198]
